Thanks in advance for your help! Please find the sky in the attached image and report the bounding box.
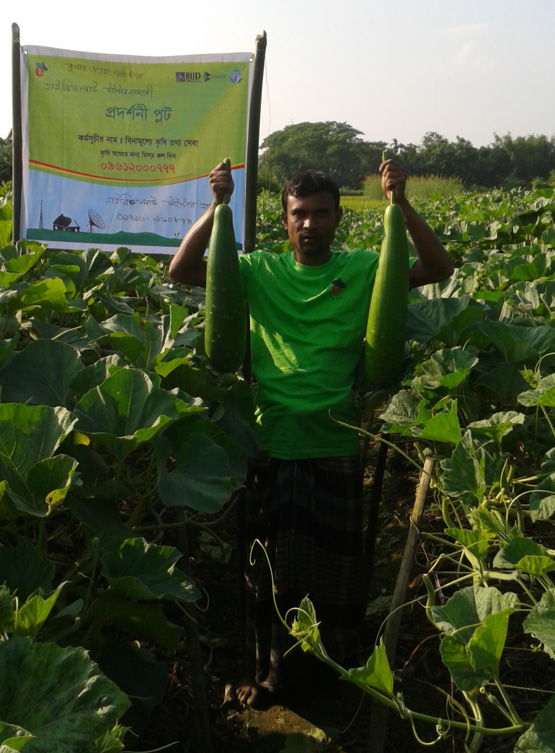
[2,0,555,150]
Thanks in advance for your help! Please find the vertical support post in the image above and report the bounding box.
[240,31,266,383]
[243,31,266,256]
[11,23,23,244]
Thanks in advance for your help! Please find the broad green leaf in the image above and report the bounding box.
[2,340,84,408]
[0,405,77,519]
[431,586,518,644]
[414,346,479,391]
[68,356,126,402]
[0,638,129,753]
[523,589,555,660]
[0,541,54,600]
[14,584,65,638]
[101,538,200,603]
[343,639,394,697]
[406,296,487,346]
[416,399,462,444]
[514,696,555,753]
[155,357,226,401]
[0,722,33,751]
[439,431,486,505]
[439,634,490,691]
[530,474,555,521]
[467,411,526,445]
[96,643,167,736]
[157,432,245,513]
[478,320,555,364]
[494,537,553,574]
[445,528,491,560]
[439,607,513,691]
[93,591,180,651]
[518,373,555,408]
[2,278,69,315]
[2,455,78,518]
[379,389,421,428]
[74,369,178,460]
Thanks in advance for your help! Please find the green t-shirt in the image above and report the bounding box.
[238,248,379,459]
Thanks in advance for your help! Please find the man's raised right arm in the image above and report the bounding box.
[168,161,234,288]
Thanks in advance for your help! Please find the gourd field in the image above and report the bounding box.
[0,183,554,753]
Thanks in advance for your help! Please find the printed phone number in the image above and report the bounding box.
[101,161,175,174]
[116,214,194,225]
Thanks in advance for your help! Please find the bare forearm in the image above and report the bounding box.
[168,202,219,287]
[398,198,454,288]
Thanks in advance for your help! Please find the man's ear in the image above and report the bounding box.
[335,207,343,226]
[281,210,288,229]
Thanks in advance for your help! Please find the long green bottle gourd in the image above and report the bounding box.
[204,164,246,372]
[364,183,409,390]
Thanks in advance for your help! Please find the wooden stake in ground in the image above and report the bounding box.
[368,456,435,753]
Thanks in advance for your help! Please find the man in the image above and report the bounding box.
[169,159,453,706]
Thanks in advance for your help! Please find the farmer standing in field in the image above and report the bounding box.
[169,158,453,706]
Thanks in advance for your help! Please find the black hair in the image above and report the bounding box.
[281,170,340,212]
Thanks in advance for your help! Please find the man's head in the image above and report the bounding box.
[281,171,343,265]
[281,170,340,212]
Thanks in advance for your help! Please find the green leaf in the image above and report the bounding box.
[417,399,463,444]
[0,638,129,753]
[93,592,180,651]
[494,537,555,576]
[2,278,69,315]
[530,474,555,521]
[0,541,54,600]
[343,639,394,697]
[431,586,518,644]
[0,405,77,519]
[414,346,479,391]
[14,584,65,638]
[0,722,34,751]
[101,538,200,603]
[518,373,555,408]
[523,589,555,660]
[158,432,245,513]
[478,320,555,363]
[74,369,178,460]
[514,696,555,753]
[439,431,486,505]
[97,643,169,736]
[446,528,491,560]
[467,411,526,445]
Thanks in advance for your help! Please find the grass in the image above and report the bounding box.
[362,173,464,201]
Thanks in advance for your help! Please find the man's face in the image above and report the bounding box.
[282,192,342,265]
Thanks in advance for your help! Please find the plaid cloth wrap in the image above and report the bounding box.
[244,455,364,692]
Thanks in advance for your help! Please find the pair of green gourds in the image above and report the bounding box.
[204,163,409,389]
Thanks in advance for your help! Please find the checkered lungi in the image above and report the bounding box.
[243,455,364,692]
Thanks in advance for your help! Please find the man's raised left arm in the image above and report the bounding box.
[380,159,454,289]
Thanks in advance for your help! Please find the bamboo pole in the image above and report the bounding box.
[368,456,435,753]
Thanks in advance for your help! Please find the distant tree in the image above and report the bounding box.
[0,133,11,185]
[258,121,385,192]
[495,133,555,184]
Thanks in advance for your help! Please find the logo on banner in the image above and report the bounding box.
[204,72,227,82]
[230,70,243,84]
[35,62,48,77]
[175,71,201,82]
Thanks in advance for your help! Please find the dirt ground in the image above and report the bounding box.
[133,442,547,753]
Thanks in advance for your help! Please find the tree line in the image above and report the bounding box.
[257,122,555,193]
[2,124,555,194]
